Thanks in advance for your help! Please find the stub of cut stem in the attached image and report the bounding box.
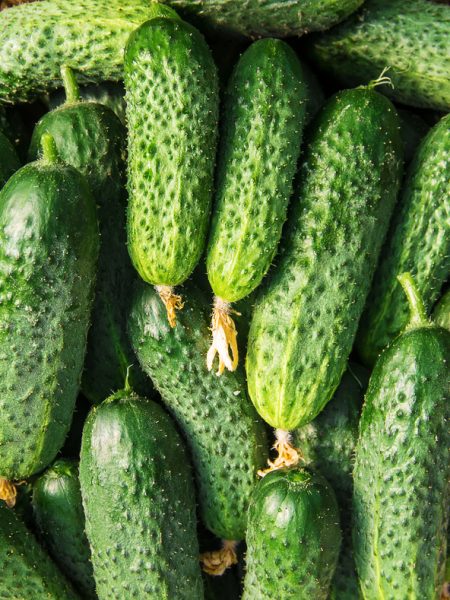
[0,478,17,508]
[258,429,301,477]
[200,539,238,576]
[156,285,184,328]
[206,297,239,376]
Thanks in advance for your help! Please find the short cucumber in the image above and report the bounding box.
[0,128,20,188]
[49,81,126,124]
[246,86,403,431]
[0,1,178,102]
[434,289,450,331]
[33,459,95,599]
[356,113,450,367]
[79,389,203,599]
[0,503,79,599]
[242,466,341,599]
[353,274,450,598]
[0,135,98,504]
[125,17,219,326]
[129,282,268,541]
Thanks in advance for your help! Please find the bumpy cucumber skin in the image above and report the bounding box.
[125,18,218,287]
[206,39,306,303]
[33,459,95,599]
[29,101,149,404]
[353,327,450,598]
[49,82,126,124]
[309,0,450,111]
[0,504,79,599]
[0,161,98,481]
[164,0,363,37]
[356,114,450,367]
[129,283,268,540]
[0,128,20,188]
[0,1,178,103]
[242,467,341,600]
[434,289,450,332]
[246,88,403,431]
[80,391,203,600]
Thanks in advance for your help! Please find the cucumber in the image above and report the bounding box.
[0,0,178,103]
[246,86,403,431]
[79,389,203,599]
[0,134,98,506]
[309,0,450,111]
[29,66,149,404]
[398,109,430,164]
[242,466,341,599]
[0,503,79,599]
[33,459,95,599]
[356,113,450,367]
[434,289,450,331]
[125,17,219,327]
[129,282,268,541]
[0,128,20,187]
[49,81,126,124]
[353,273,450,598]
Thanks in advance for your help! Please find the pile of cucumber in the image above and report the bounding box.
[0,0,448,598]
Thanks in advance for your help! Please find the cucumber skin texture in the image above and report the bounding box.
[353,327,450,598]
[246,88,403,431]
[129,282,268,540]
[0,129,20,188]
[0,1,178,103]
[29,102,149,404]
[0,504,80,600]
[206,38,306,302]
[33,459,95,599]
[164,0,363,37]
[49,82,126,124]
[79,391,203,600]
[356,114,450,367]
[242,467,341,600]
[434,289,450,332]
[309,0,450,111]
[125,18,219,287]
[0,162,98,481]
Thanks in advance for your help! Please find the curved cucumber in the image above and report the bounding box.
[309,0,450,111]
[33,459,95,599]
[80,390,203,599]
[0,135,98,487]
[242,466,341,599]
[129,282,268,540]
[356,113,450,367]
[246,87,403,431]
[434,289,450,332]
[0,128,20,188]
[353,274,450,598]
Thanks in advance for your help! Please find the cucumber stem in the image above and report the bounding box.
[258,429,301,477]
[124,365,132,393]
[155,285,184,328]
[40,133,59,164]
[61,65,81,104]
[397,272,430,329]
[363,66,394,91]
[200,540,238,576]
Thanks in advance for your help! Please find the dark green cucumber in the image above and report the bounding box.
[356,113,450,367]
[398,109,430,164]
[0,503,79,599]
[49,81,126,124]
[0,128,20,187]
[33,459,95,599]
[434,289,450,331]
[353,274,450,598]
[242,466,341,599]
[129,282,268,540]
[29,66,150,404]
[79,389,203,599]
[0,134,98,487]
[246,86,403,431]
[309,0,450,111]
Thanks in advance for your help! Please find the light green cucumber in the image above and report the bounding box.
[434,289,450,331]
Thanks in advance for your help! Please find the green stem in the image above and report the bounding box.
[124,365,132,393]
[61,65,81,104]
[397,272,429,329]
[40,133,59,164]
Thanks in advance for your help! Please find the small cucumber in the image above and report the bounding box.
[129,282,268,541]
[242,466,341,599]
[353,274,450,598]
[0,503,79,599]
[49,81,126,124]
[0,128,20,188]
[205,38,307,374]
[356,113,450,367]
[79,389,203,599]
[434,289,450,331]
[0,135,98,506]
[246,85,403,431]
[125,17,219,327]
[33,459,95,599]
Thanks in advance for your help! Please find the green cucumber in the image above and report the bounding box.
[353,273,450,598]
[0,134,98,502]
[242,466,341,599]
[29,66,150,404]
[49,81,126,124]
[0,1,178,103]
[246,86,403,431]
[125,17,218,326]
[33,459,95,599]
[398,109,430,164]
[129,282,268,541]
[356,113,450,367]
[79,389,203,599]
[0,503,79,599]
[434,289,450,331]
[0,128,20,188]
[309,0,450,111]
